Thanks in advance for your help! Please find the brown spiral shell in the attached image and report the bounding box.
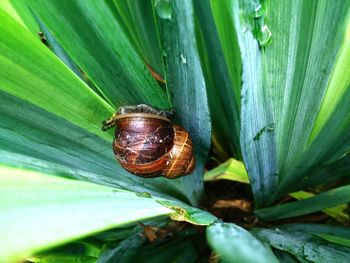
[110,105,195,178]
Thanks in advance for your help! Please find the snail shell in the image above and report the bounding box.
[110,105,195,179]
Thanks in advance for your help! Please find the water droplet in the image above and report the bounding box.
[242,26,248,33]
[254,1,268,18]
[154,0,172,20]
[254,4,263,17]
[266,123,276,131]
[230,230,237,236]
[180,54,187,64]
[258,25,272,47]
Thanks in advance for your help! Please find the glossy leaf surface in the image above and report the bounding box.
[28,0,170,109]
[0,166,172,262]
[207,223,278,263]
[156,0,211,205]
[218,0,350,207]
[254,228,350,262]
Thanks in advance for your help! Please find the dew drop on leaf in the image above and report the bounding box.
[266,123,276,131]
[254,4,263,18]
[154,0,172,20]
[258,25,272,47]
[180,54,187,64]
[242,26,249,34]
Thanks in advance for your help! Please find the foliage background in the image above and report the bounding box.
[0,0,350,262]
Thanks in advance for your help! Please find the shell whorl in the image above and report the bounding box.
[111,105,194,178]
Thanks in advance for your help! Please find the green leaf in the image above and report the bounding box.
[280,223,350,239]
[279,224,350,248]
[224,0,278,207]
[134,237,198,263]
[226,0,350,206]
[0,6,204,205]
[0,90,192,202]
[256,184,350,220]
[194,0,242,158]
[34,16,87,85]
[288,191,349,224]
[204,158,249,183]
[28,0,170,109]
[110,0,164,78]
[27,254,97,263]
[272,249,300,263]
[0,0,38,34]
[284,154,350,195]
[267,0,350,198]
[0,10,113,141]
[206,223,278,263]
[156,0,211,206]
[314,234,350,249]
[254,228,350,262]
[204,158,348,223]
[98,230,202,263]
[97,233,145,263]
[158,200,217,226]
[0,166,172,262]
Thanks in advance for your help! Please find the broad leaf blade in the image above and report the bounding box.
[222,0,278,207]
[224,0,350,206]
[204,158,348,223]
[0,90,193,202]
[280,223,350,248]
[28,0,170,109]
[254,228,350,262]
[27,254,97,263]
[207,223,278,263]
[0,10,113,142]
[280,224,350,239]
[0,8,201,204]
[288,192,349,224]
[280,224,350,248]
[156,0,211,205]
[34,16,87,85]
[0,166,172,262]
[272,249,300,263]
[204,158,249,183]
[313,234,350,249]
[256,184,350,221]
[195,0,242,159]
[110,0,164,78]
[97,233,145,263]
[134,236,198,263]
[264,0,350,197]
[0,0,38,34]
[283,154,350,195]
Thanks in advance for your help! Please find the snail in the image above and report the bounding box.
[102,104,195,179]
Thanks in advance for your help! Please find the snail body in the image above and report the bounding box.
[102,104,195,179]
